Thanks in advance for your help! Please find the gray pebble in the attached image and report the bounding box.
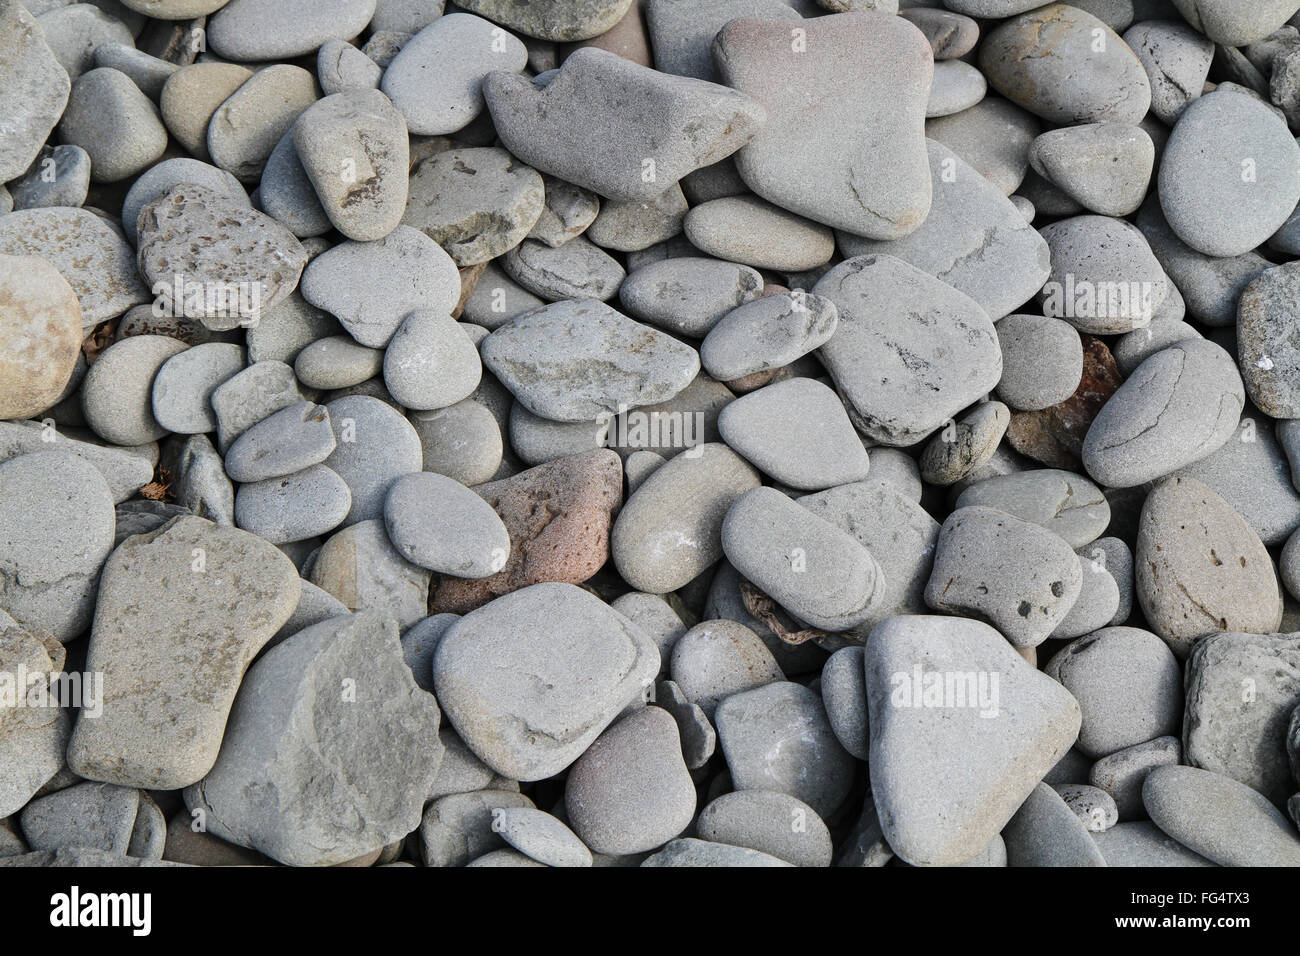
[696,790,833,867]
[410,400,504,486]
[494,807,592,867]
[162,433,235,526]
[245,292,341,365]
[0,421,152,504]
[919,401,1010,487]
[956,469,1110,548]
[383,309,482,411]
[316,38,382,96]
[9,144,91,210]
[1090,735,1182,821]
[36,3,133,82]
[1051,782,1119,832]
[1029,122,1153,217]
[223,401,336,483]
[460,261,546,330]
[700,290,837,382]
[81,335,188,446]
[1122,20,1214,126]
[384,471,510,576]
[619,257,762,336]
[1091,820,1215,866]
[121,157,247,245]
[0,1,70,183]
[652,679,715,769]
[295,336,384,390]
[926,96,1040,197]
[400,613,458,693]
[502,236,625,302]
[640,837,791,867]
[684,195,833,272]
[322,394,423,524]
[150,342,245,434]
[210,360,304,451]
[1003,782,1106,866]
[207,0,379,61]
[527,175,600,248]
[207,64,318,183]
[996,315,1083,411]
[419,789,536,867]
[20,781,139,855]
[235,465,352,545]
[258,132,333,239]
[821,646,867,760]
[586,185,688,253]
[669,619,783,719]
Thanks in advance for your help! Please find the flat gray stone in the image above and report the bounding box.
[317,38,382,96]
[258,132,333,239]
[0,421,152,504]
[821,646,867,760]
[295,336,383,390]
[322,394,423,524]
[207,0,379,60]
[206,64,318,182]
[81,335,188,446]
[619,257,762,336]
[1003,782,1107,866]
[1123,21,1213,126]
[384,471,510,576]
[9,144,90,211]
[669,619,783,719]
[1090,735,1182,821]
[955,469,1110,548]
[641,837,792,867]
[245,292,342,365]
[458,0,632,42]
[585,185,688,253]
[310,519,430,626]
[19,781,139,855]
[235,465,352,545]
[501,236,625,302]
[209,359,304,452]
[927,58,986,118]
[58,67,166,183]
[1029,122,1153,217]
[494,807,592,867]
[684,195,833,272]
[0,1,70,182]
[696,790,833,867]
[410,400,504,486]
[162,433,235,525]
[1091,820,1215,866]
[383,309,482,411]
[150,342,245,435]
[700,290,838,382]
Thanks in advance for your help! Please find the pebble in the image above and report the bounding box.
[0,421,152,504]
[1239,262,1300,419]
[481,299,698,421]
[419,790,536,868]
[955,469,1110,548]
[460,260,546,329]
[235,465,353,546]
[1003,782,1107,866]
[158,62,251,164]
[996,315,1083,412]
[322,394,423,525]
[409,400,503,487]
[494,807,592,867]
[309,519,429,625]
[58,67,167,184]
[34,3,133,82]
[918,401,1010,487]
[294,336,383,390]
[821,646,868,760]
[317,38,382,96]
[1122,20,1214,126]
[0,207,148,329]
[619,257,762,337]
[9,144,90,210]
[186,612,444,866]
[1090,735,1182,821]
[815,255,1001,446]
[149,342,245,435]
[1082,340,1245,488]
[528,175,600,248]
[925,505,1083,648]
[459,0,632,42]
[611,592,686,677]
[980,4,1151,125]
[502,236,625,302]
[683,196,833,272]
[383,309,482,410]
[404,147,544,266]
[1029,123,1153,217]
[207,64,319,183]
[865,615,1081,866]
[901,8,979,60]
[653,679,715,769]
[716,12,931,239]
[384,472,510,577]
[0,1,70,183]
[121,157,247,246]
[0,255,82,420]
[927,59,986,118]
[300,226,461,348]
[696,790,833,868]
[1091,820,1214,866]
[433,583,659,780]
[1159,88,1300,258]
[207,360,302,452]
[68,516,300,789]
[1142,765,1300,866]
[717,378,870,491]
[1135,476,1283,657]
[715,681,854,819]
[640,838,791,867]
[19,782,139,856]
[207,0,379,61]
[1184,631,1300,805]
[1052,782,1120,833]
[926,97,1040,197]
[1169,0,1300,46]
[669,619,783,719]
[80,335,188,446]
[699,290,838,382]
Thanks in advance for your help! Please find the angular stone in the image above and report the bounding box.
[0,0,71,182]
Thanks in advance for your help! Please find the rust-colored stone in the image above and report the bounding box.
[1006,334,1122,468]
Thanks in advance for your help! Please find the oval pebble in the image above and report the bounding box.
[384,472,510,577]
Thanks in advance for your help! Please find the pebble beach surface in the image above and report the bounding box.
[4,0,1300,872]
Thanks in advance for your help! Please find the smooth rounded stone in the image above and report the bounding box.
[925,97,1040,197]
[79,335,187,446]
[1137,476,1283,656]
[1037,215,1168,334]
[900,7,978,59]
[798,480,940,633]
[1044,627,1181,759]
[293,336,383,391]
[92,41,175,99]
[925,506,1084,649]
[1082,340,1245,488]
[1052,782,1119,832]
[184,611,442,867]
[398,614,457,692]
[528,175,600,248]
[717,378,870,491]
[1171,0,1300,46]
[403,148,543,267]
[1009,194,1035,223]
[410,400,503,486]
[668,619,782,719]
[821,646,867,760]
[19,781,139,855]
[67,515,299,789]
[955,469,1110,549]
[383,472,509,577]
[1052,545,1122,639]
[980,5,1151,125]
[206,62,319,182]
[0,421,152,505]
[291,89,409,243]
[1172,415,1300,548]
[722,486,886,632]
[1136,199,1270,329]
[209,359,303,452]
[56,67,165,183]
[234,465,352,545]
[562,706,693,856]
[683,196,833,272]
[699,291,837,383]
[9,143,90,210]
[317,38,382,96]
[1090,735,1181,821]
[1286,529,1300,600]
[1123,20,1214,126]
[457,0,630,41]
[814,255,1001,447]
[120,158,246,246]
[643,0,798,82]
[1113,320,1201,378]
[137,183,308,332]
[1003,782,1107,866]
[0,254,82,420]
[245,292,340,365]
[207,0,377,60]
[641,837,791,867]
[0,1,71,182]
[419,789,536,867]
[500,236,624,303]
[459,261,545,330]
[602,371,731,460]
[433,582,660,780]
[382,309,482,411]
[696,790,832,868]
[1239,263,1300,419]
[34,3,133,82]
[866,614,1082,865]
[618,257,762,337]
[919,402,1010,487]
[860,447,922,504]
[481,299,698,422]
[613,443,759,594]
[309,518,429,627]
[432,450,621,611]
[1029,123,1153,218]
[1080,536,1133,627]
[1183,631,1300,805]
[508,404,603,466]
[254,132,332,239]
[491,807,591,867]
[1091,820,1214,866]
[486,47,762,203]
[995,315,1083,413]
[301,228,461,349]
[1159,88,1300,258]
[714,12,930,240]
[927,59,986,118]
[0,207,147,330]
[1143,764,1300,866]
[148,342,244,435]
[0,706,70,819]
[322,394,423,525]
[585,184,687,253]
[370,0,444,33]
[838,140,1049,322]
[0,451,114,642]
[158,62,251,164]
[610,592,686,677]
[714,681,854,819]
